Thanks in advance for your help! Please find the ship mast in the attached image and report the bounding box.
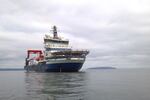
[53,26,58,39]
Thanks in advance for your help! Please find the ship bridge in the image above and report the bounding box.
[44,35,70,50]
[44,26,71,57]
[44,26,71,50]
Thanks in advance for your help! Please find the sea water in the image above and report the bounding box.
[0,69,150,100]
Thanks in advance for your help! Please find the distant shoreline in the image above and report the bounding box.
[0,67,116,71]
[87,67,116,70]
[0,68,24,71]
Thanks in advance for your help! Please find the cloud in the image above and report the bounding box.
[0,0,150,68]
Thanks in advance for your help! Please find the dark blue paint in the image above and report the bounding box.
[25,62,83,72]
[45,63,83,72]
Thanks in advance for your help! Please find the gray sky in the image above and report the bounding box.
[0,0,150,68]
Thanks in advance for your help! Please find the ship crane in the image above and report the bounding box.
[25,50,44,66]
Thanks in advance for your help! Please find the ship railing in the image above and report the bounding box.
[44,35,69,41]
[45,55,86,59]
[45,57,85,61]
[71,49,89,52]
[44,45,70,48]
[51,49,89,55]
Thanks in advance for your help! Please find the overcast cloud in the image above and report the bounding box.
[0,0,150,68]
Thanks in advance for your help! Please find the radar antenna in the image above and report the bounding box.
[53,26,58,39]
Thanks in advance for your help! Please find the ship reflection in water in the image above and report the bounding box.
[25,72,87,100]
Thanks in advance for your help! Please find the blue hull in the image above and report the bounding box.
[25,62,83,72]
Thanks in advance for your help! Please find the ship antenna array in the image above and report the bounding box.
[49,26,58,39]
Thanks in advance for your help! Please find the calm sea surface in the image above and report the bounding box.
[0,69,150,100]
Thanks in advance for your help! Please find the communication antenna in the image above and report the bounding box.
[52,26,58,39]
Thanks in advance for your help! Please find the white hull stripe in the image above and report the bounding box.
[46,59,84,64]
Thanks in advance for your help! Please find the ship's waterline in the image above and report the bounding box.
[25,63,83,72]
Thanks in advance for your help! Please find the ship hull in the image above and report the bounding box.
[24,61,84,72]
